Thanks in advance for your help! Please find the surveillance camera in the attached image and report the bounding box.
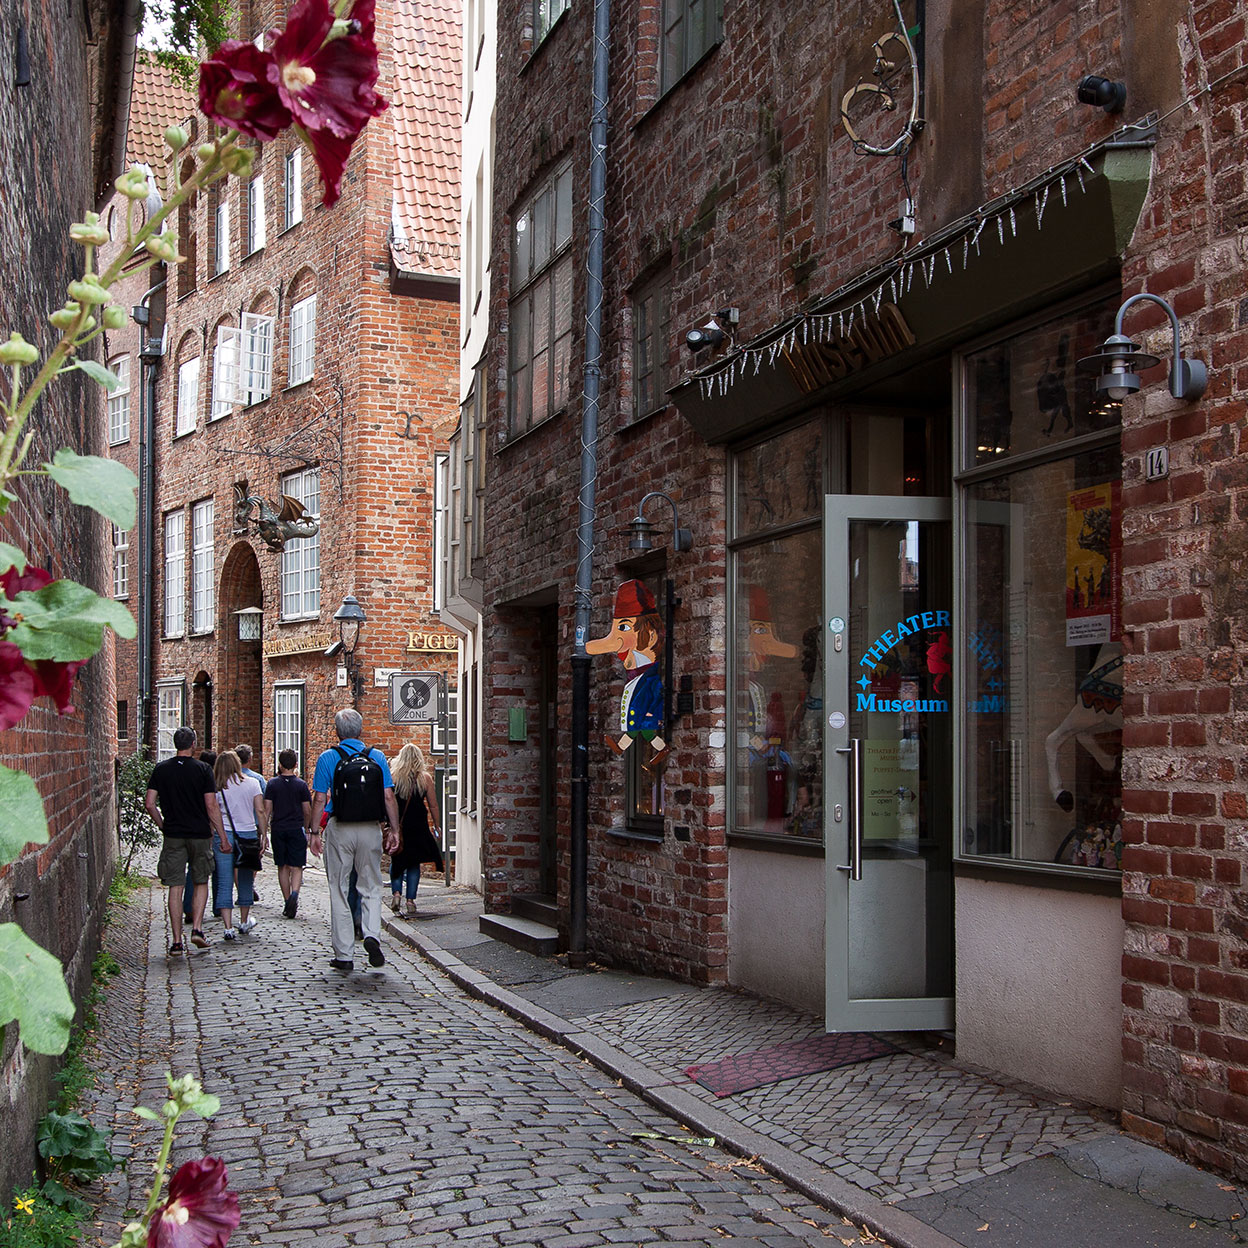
[686,321,726,353]
[323,638,344,658]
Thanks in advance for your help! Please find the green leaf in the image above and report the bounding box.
[0,762,49,865]
[71,359,120,392]
[0,543,26,575]
[186,1092,220,1119]
[131,1105,160,1121]
[8,578,137,660]
[0,923,74,1054]
[44,450,137,529]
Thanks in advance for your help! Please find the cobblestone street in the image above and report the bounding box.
[81,873,890,1248]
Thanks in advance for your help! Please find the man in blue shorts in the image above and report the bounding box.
[265,749,314,918]
[310,708,400,972]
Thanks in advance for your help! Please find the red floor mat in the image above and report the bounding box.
[684,1032,899,1097]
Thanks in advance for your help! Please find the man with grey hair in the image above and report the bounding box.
[310,708,401,971]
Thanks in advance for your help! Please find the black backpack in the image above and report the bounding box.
[331,744,386,822]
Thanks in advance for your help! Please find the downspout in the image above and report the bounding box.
[569,0,610,966]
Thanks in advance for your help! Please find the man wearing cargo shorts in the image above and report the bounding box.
[145,726,226,954]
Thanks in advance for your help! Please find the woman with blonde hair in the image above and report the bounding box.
[213,749,268,941]
[387,742,443,917]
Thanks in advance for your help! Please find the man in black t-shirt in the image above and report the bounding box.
[265,749,314,918]
[145,726,226,955]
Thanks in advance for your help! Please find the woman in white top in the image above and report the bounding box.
[212,750,268,941]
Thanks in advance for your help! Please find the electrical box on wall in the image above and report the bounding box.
[508,707,527,742]
[677,673,694,716]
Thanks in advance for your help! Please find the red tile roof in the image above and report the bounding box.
[126,57,196,171]
[390,0,462,278]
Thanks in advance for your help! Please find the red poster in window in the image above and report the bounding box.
[1064,481,1121,646]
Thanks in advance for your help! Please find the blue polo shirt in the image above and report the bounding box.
[311,738,394,814]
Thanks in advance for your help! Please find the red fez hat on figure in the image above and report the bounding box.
[749,586,774,622]
[613,579,657,617]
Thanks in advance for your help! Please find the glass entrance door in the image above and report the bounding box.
[825,495,954,1032]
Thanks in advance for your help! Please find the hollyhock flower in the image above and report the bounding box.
[31,659,87,715]
[199,41,292,141]
[1,564,51,598]
[147,1158,239,1248]
[0,566,88,721]
[270,0,388,205]
[0,640,36,731]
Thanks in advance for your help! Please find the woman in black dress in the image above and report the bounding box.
[388,743,443,916]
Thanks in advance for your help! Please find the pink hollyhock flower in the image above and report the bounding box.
[147,1158,240,1248]
[199,41,293,141]
[0,640,36,732]
[270,0,388,205]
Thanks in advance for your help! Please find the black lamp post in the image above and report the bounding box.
[333,594,367,707]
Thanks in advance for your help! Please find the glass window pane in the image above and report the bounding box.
[532,186,551,274]
[513,206,531,288]
[733,527,824,839]
[555,165,572,249]
[733,419,823,539]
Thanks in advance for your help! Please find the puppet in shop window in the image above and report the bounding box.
[587,579,665,754]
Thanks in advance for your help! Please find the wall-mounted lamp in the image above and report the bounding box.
[332,595,367,706]
[233,606,263,641]
[1079,293,1207,402]
[685,306,739,354]
[628,491,693,553]
[1076,75,1125,114]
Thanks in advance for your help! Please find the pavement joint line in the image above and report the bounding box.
[383,915,965,1248]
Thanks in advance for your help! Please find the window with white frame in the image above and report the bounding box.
[289,294,316,386]
[535,0,569,41]
[245,175,266,254]
[434,453,448,611]
[163,509,186,636]
[507,161,573,437]
[191,499,215,633]
[113,525,129,599]
[156,683,183,760]
[660,0,724,95]
[117,699,129,743]
[284,148,303,228]
[107,355,131,444]
[176,356,199,436]
[243,313,274,403]
[214,196,230,274]
[211,327,238,420]
[280,467,320,618]
[431,686,459,844]
[274,683,305,772]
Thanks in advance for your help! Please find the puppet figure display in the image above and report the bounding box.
[745,587,799,831]
[587,579,665,753]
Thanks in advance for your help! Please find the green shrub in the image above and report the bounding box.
[116,748,159,876]
[1,1186,82,1248]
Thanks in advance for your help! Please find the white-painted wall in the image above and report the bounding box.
[955,876,1123,1107]
[728,846,825,1015]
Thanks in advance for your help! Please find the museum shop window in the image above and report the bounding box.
[957,292,1123,875]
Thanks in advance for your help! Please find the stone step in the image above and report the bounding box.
[479,912,560,956]
[511,893,558,926]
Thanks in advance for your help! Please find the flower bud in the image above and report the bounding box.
[67,277,110,307]
[144,233,184,264]
[70,221,110,247]
[197,142,217,163]
[102,306,127,330]
[0,333,38,367]
[222,146,255,178]
[49,303,81,330]
[164,125,189,152]
[114,169,150,201]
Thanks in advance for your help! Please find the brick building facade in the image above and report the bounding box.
[481,0,1248,1176]
[0,0,133,1199]
[128,3,460,783]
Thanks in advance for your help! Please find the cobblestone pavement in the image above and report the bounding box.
[80,870,895,1248]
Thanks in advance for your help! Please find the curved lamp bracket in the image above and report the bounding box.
[840,0,922,157]
[628,491,693,554]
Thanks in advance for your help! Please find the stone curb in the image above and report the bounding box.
[384,916,963,1248]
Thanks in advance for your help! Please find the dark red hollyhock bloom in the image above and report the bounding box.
[270,0,388,205]
[147,1158,240,1248]
[0,640,36,732]
[31,659,87,715]
[199,41,293,141]
[0,564,52,598]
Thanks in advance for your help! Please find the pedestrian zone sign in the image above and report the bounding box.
[388,672,443,725]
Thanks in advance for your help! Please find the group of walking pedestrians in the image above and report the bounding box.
[143,707,442,971]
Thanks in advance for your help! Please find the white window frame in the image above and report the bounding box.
[176,356,200,437]
[163,509,186,637]
[191,498,215,634]
[535,0,569,41]
[434,453,449,611]
[117,698,129,743]
[243,313,274,404]
[214,196,230,274]
[211,326,240,420]
[107,355,131,444]
[280,467,320,619]
[288,294,317,387]
[431,687,459,844]
[246,175,266,254]
[156,683,184,761]
[284,148,303,229]
[273,682,305,774]
[113,524,129,599]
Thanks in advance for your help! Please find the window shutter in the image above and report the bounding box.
[212,325,245,414]
[242,313,274,403]
[252,177,266,251]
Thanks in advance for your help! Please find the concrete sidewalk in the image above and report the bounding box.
[388,882,1248,1248]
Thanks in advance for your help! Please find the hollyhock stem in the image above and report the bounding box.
[142,1115,180,1224]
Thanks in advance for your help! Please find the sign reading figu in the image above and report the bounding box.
[856,611,951,714]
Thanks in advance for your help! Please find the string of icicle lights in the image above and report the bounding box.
[694,118,1156,403]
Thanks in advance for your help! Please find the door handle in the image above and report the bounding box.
[834,739,862,880]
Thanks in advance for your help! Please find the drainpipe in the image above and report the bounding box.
[135,272,166,752]
[569,0,610,967]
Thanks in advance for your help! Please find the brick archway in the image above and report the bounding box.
[217,542,264,759]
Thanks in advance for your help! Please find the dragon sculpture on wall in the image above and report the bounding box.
[233,484,320,551]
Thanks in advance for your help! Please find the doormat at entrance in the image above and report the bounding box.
[684,1032,899,1097]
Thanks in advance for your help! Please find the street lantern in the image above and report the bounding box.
[333,595,367,706]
